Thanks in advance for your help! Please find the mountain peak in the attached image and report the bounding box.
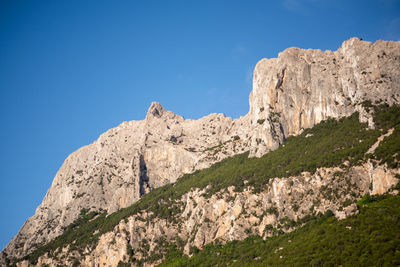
[146,101,166,119]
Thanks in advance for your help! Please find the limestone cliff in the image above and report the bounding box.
[2,37,400,264]
[249,37,400,156]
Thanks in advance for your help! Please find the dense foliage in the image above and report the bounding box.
[20,104,400,265]
[366,103,400,168]
[159,194,400,266]
[371,124,400,168]
[21,210,107,264]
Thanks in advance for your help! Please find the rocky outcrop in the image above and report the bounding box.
[3,37,400,262]
[249,37,400,156]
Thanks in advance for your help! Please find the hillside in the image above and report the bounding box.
[2,37,400,266]
[159,194,400,266]
[9,103,400,266]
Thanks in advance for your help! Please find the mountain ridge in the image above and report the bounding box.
[12,104,400,266]
[2,37,400,266]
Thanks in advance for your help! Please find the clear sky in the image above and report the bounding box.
[0,0,399,251]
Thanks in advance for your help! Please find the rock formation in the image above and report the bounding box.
[2,102,253,261]
[2,37,400,264]
[249,37,400,156]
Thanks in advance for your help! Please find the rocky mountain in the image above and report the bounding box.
[2,37,400,266]
[13,103,400,267]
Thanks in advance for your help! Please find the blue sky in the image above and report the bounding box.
[0,0,399,251]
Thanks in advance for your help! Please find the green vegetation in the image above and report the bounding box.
[366,103,400,168]
[361,100,374,112]
[22,209,106,264]
[185,147,196,152]
[159,195,400,266]
[371,124,400,168]
[21,104,400,265]
[371,103,400,130]
[270,111,281,123]
[203,142,224,152]
[117,261,131,267]
[169,136,178,143]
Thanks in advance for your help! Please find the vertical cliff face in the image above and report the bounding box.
[248,37,400,156]
[2,38,400,262]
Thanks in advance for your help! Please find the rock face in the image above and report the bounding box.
[2,103,251,261]
[249,37,400,156]
[2,37,400,262]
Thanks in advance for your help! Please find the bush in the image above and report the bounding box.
[189,246,200,254]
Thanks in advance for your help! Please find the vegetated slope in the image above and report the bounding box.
[368,104,400,168]
[16,104,400,266]
[159,194,400,267]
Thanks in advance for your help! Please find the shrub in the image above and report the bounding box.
[189,245,200,254]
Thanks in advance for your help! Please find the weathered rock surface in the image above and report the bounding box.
[2,102,252,261]
[2,37,400,263]
[249,37,400,156]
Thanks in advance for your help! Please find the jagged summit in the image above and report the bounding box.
[2,38,400,265]
[145,101,184,122]
[146,101,166,119]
